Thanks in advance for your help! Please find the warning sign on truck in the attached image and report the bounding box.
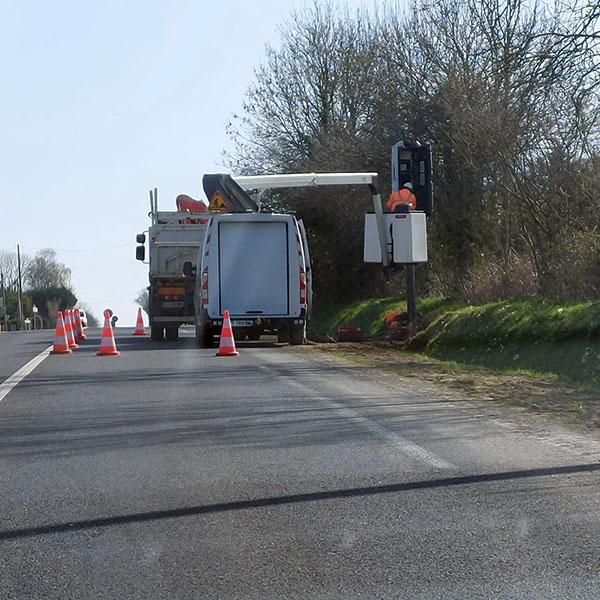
[209,192,228,212]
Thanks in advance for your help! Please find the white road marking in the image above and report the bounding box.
[321,397,455,470]
[269,360,455,471]
[0,345,53,404]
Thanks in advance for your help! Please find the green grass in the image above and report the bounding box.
[311,296,600,388]
[309,297,407,337]
[309,295,464,336]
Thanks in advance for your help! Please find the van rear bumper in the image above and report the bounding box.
[202,310,306,329]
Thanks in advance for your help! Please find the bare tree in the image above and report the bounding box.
[135,288,149,314]
[230,0,600,303]
[0,250,30,291]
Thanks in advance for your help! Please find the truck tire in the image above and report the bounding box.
[165,326,179,341]
[151,324,164,341]
[289,323,306,345]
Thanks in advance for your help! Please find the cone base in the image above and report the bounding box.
[216,349,239,357]
[51,348,72,355]
[77,334,87,341]
[68,343,79,350]
[133,331,146,336]
[96,350,121,356]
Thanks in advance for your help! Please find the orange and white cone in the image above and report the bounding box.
[64,309,79,349]
[216,310,239,357]
[50,311,72,355]
[74,308,87,341]
[97,310,120,356]
[133,307,146,336]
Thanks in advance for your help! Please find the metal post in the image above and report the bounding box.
[406,264,417,336]
[0,272,7,332]
[372,192,390,269]
[16,244,23,330]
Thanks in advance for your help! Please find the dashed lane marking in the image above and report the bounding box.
[0,345,53,404]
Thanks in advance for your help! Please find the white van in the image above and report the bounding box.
[194,212,312,346]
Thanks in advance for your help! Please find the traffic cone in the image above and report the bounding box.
[133,307,146,336]
[96,311,120,356]
[74,308,87,341]
[216,310,239,357]
[50,311,72,355]
[64,309,79,349]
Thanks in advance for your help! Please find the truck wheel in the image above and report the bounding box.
[151,325,164,341]
[289,323,306,345]
[165,327,179,341]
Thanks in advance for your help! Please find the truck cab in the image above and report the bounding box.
[195,212,311,346]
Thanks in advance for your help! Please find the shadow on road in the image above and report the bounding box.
[1,462,598,541]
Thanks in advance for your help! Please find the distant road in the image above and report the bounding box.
[1,329,600,598]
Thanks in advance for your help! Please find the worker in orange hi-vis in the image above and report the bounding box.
[387,182,417,213]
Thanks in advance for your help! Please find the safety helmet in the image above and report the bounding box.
[403,182,414,190]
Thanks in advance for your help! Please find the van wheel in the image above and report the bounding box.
[289,323,306,345]
[165,327,179,341]
[151,325,164,341]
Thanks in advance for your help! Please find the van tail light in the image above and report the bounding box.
[201,267,209,305]
[300,266,307,305]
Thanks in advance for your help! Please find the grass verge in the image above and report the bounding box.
[309,296,600,426]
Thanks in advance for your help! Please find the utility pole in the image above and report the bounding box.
[16,244,23,330]
[406,264,417,336]
[0,272,7,332]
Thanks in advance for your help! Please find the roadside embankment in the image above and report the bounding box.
[310,297,600,389]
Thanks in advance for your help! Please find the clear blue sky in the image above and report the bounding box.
[0,0,370,325]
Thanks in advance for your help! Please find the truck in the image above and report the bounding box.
[135,189,208,341]
[192,211,312,346]
[136,179,259,341]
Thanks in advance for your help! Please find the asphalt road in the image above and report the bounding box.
[0,329,54,383]
[1,328,600,599]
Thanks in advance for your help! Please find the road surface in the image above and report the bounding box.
[1,328,600,599]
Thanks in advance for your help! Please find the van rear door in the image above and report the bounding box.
[218,220,289,316]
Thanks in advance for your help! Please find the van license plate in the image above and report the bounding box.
[232,320,253,327]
